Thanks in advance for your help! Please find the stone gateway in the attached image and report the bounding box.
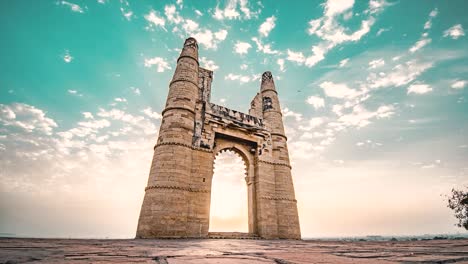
[136,37,301,239]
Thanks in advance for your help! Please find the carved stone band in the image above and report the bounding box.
[154,141,213,153]
[260,196,297,202]
[161,106,196,116]
[258,159,292,169]
[145,185,209,193]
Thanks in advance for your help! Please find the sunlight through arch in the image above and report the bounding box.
[209,149,248,232]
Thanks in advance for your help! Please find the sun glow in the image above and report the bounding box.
[209,150,248,232]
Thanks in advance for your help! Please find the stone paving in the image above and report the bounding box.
[1,238,468,263]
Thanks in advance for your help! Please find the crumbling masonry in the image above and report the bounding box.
[136,37,301,239]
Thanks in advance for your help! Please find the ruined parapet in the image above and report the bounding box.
[209,103,264,128]
[249,93,262,118]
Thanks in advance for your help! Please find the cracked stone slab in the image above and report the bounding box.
[1,238,467,264]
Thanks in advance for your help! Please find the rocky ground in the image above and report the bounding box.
[1,238,468,263]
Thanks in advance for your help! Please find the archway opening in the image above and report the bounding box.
[209,149,248,232]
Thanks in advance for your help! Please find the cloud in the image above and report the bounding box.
[323,0,354,17]
[423,8,438,30]
[224,73,253,84]
[286,49,305,64]
[195,10,203,16]
[338,104,395,128]
[144,10,166,31]
[443,24,465,40]
[213,0,258,20]
[240,64,248,70]
[200,57,219,71]
[130,87,141,95]
[368,58,385,69]
[277,59,285,72]
[367,59,433,89]
[82,112,93,119]
[234,41,252,54]
[259,16,276,37]
[283,108,303,121]
[58,1,85,13]
[306,96,325,109]
[320,81,361,99]
[192,29,228,49]
[376,28,390,36]
[114,98,127,103]
[407,84,432,94]
[339,58,349,67]
[298,117,325,131]
[251,37,279,54]
[142,107,162,120]
[0,103,58,135]
[164,5,183,24]
[63,50,73,63]
[409,38,431,53]
[451,80,466,89]
[144,57,171,72]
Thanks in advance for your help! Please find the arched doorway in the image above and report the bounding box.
[209,149,248,232]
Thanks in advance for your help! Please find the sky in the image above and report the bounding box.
[0,0,467,238]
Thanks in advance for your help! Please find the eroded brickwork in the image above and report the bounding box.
[136,37,301,239]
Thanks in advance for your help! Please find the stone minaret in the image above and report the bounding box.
[260,71,301,239]
[136,37,200,238]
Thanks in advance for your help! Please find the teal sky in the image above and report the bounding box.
[1,0,467,238]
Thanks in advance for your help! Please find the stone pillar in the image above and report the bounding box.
[136,37,199,238]
[260,71,301,239]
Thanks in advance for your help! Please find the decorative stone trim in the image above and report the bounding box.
[154,141,213,153]
[260,196,297,202]
[177,55,199,66]
[162,106,196,116]
[258,159,292,169]
[270,132,287,140]
[261,88,278,94]
[169,78,199,89]
[145,185,209,193]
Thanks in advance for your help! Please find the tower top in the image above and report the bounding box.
[261,71,276,93]
[184,37,198,49]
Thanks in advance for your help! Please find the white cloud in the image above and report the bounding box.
[225,73,252,84]
[82,112,94,119]
[215,29,228,40]
[182,19,199,32]
[443,24,465,40]
[192,29,228,49]
[368,58,385,69]
[305,45,327,67]
[164,5,183,24]
[283,108,303,121]
[63,50,73,63]
[213,0,257,20]
[451,80,466,89]
[251,37,279,54]
[130,87,141,95]
[259,16,276,37]
[324,0,354,17]
[320,81,361,99]
[299,117,325,131]
[429,8,438,18]
[339,58,349,67]
[144,10,166,31]
[376,28,390,36]
[367,59,433,89]
[59,1,85,13]
[68,90,77,94]
[407,84,432,94]
[286,49,305,64]
[142,107,162,120]
[234,41,252,54]
[200,57,219,71]
[114,98,127,103]
[277,59,285,72]
[409,38,431,53]
[338,104,394,128]
[240,64,248,70]
[306,96,325,109]
[0,103,58,135]
[144,57,171,72]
